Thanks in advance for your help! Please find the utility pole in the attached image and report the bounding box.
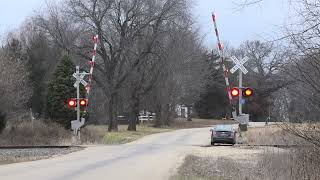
[75,66,81,122]
[230,56,250,131]
[70,66,89,144]
[239,70,243,115]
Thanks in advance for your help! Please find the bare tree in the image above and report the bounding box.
[260,0,320,147]
[62,0,191,131]
[147,25,207,126]
[0,36,31,122]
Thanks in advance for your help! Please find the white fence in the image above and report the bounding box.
[138,114,155,123]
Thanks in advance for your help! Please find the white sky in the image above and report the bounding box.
[0,0,293,48]
[0,0,45,38]
[193,0,292,48]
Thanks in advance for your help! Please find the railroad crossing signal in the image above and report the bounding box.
[243,88,253,97]
[231,88,240,97]
[79,99,88,106]
[68,99,77,108]
[67,98,88,108]
[230,56,249,74]
[230,87,254,98]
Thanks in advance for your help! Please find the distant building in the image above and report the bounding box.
[175,104,193,120]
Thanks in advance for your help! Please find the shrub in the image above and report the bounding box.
[0,120,71,146]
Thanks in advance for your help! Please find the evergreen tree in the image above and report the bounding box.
[194,52,230,119]
[46,55,77,128]
[26,34,49,117]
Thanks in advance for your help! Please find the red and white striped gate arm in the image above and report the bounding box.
[81,35,98,115]
[211,12,233,102]
[86,35,99,96]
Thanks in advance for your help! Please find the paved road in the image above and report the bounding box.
[0,127,213,180]
[0,122,270,180]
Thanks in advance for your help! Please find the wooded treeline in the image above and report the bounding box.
[0,0,319,132]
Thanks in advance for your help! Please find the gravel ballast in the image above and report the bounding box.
[0,146,83,164]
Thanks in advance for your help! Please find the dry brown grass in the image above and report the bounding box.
[256,147,320,180]
[172,146,320,180]
[0,120,71,146]
[242,125,303,145]
[80,125,109,144]
[0,121,172,146]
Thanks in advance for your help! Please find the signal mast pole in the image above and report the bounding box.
[75,66,80,122]
[239,70,243,115]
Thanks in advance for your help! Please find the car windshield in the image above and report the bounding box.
[213,125,233,131]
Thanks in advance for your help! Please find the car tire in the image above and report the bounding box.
[211,142,215,146]
[232,140,236,145]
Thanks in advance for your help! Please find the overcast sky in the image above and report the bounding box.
[0,0,291,48]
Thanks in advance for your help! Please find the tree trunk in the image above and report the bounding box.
[107,94,118,132]
[127,97,139,131]
[162,104,171,126]
[154,103,171,127]
[154,104,163,127]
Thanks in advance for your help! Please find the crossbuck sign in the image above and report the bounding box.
[230,56,249,74]
[73,67,89,87]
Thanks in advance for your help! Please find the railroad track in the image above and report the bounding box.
[236,144,308,148]
[0,145,77,149]
[200,144,307,148]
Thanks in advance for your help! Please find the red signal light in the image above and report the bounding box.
[68,99,77,108]
[79,99,88,106]
[231,88,240,97]
[243,88,253,97]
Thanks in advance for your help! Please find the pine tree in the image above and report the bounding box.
[46,55,77,128]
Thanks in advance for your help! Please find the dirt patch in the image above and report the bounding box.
[171,155,259,180]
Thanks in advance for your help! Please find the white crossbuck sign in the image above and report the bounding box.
[73,72,88,87]
[230,56,249,74]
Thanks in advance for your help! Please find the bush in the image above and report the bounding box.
[0,120,71,146]
[80,125,108,144]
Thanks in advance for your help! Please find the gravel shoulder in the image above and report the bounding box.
[171,146,288,180]
[170,123,289,180]
[0,146,84,165]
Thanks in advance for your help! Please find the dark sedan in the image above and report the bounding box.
[210,125,236,145]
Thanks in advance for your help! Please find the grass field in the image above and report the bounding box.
[102,125,170,144]
[81,124,170,145]
[82,118,232,145]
